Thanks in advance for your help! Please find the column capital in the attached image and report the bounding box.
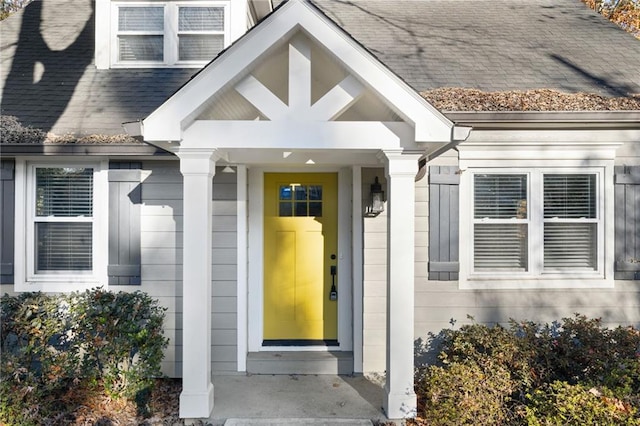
[381,150,422,177]
[177,148,218,176]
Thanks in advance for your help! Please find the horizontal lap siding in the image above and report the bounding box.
[362,168,387,373]
[112,162,238,377]
[212,170,238,374]
[115,161,184,377]
[416,156,640,366]
[415,280,640,362]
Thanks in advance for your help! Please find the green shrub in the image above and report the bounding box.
[525,381,639,426]
[416,315,640,425]
[416,361,517,425]
[0,289,168,425]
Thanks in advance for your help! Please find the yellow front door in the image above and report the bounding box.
[263,173,338,344]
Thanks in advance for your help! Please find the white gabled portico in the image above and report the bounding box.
[138,0,468,420]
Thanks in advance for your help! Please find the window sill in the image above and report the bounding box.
[459,277,614,290]
[16,276,105,293]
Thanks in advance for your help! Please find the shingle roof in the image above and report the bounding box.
[311,0,640,96]
[0,0,194,136]
[1,0,639,138]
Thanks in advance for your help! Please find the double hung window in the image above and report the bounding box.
[471,169,602,278]
[114,2,228,66]
[32,167,94,274]
[20,162,105,291]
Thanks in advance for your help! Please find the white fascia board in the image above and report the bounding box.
[462,128,640,144]
[457,130,625,164]
[143,0,454,144]
[181,120,416,150]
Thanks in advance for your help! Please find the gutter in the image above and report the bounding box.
[444,111,640,130]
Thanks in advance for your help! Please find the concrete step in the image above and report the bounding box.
[225,419,373,426]
[246,351,353,375]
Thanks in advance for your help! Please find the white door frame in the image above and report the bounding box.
[246,166,354,355]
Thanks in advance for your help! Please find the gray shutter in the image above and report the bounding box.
[428,166,460,280]
[615,166,640,280]
[0,160,15,284]
[108,162,142,285]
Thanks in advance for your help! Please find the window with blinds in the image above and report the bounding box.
[113,2,227,66]
[34,168,93,272]
[543,174,597,271]
[470,170,600,277]
[178,7,225,61]
[473,174,528,271]
[117,6,164,62]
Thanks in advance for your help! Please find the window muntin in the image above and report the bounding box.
[471,170,601,277]
[278,184,323,217]
[113,2,227,67]
[32,167,94,274]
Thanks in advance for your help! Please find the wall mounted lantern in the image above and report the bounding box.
[366,176,385,217]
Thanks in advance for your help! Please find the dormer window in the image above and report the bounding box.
[112,1,229,67]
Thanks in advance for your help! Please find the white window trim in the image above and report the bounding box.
[14,159,108,293]
[459,165,614,290]
[110,1,230,68]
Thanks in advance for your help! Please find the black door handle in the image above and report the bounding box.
[329,264,337,301]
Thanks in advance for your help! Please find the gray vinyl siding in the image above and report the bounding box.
[211,170,238,373]
[110,161,184,377]
[416,154,640,364]
[110,161,238,377]
[414,281,640,362]
[361,167,387,373]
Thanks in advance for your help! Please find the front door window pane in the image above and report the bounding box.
[278,184,323,217]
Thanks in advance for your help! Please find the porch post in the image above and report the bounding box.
[382,150,419,419]
[178,150,216,419]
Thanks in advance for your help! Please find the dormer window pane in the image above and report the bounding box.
[119,7,164,31]
[179,7,223,31]
[178,6,225,62]
[179,35,223,61]
[119,36,164,62]
[117,6,164,62]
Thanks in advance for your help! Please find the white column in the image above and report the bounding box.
[178,150,216,419]
[382,151,420,419]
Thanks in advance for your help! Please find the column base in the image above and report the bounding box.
[179,382,214,419]
[383,386,417,419]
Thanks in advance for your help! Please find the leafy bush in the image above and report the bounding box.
[525,381,638,426]
[416,361,517,425]
[0,289,168,425]
[415,314,640,425]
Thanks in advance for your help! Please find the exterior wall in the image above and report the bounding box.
[415,147,640,363]
[361,167,387,373]
[617,141,640,166]
[112,160,238,377]
[126,160,183,377]
[210,169,238,374]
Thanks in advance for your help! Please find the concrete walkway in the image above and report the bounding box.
[207,374,388,425]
